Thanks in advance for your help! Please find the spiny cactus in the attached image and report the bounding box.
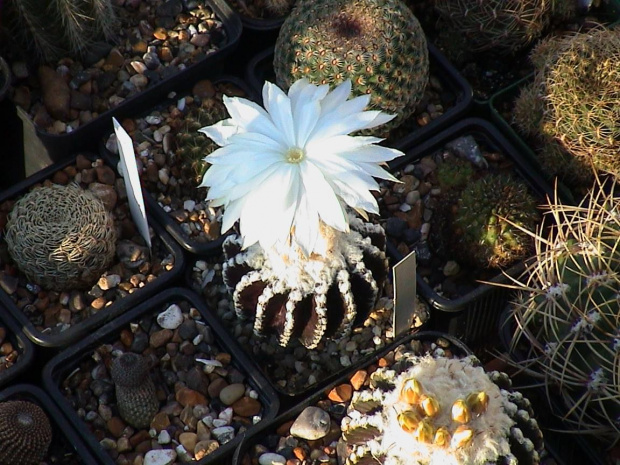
[4,183,117,291]
[274,0,429,136]
[2,0,119,62]
[513,27,620,192]
[433,0,560,55]
[0,400,53,465]
[433,172,540,269]
[340,353,544,465]
[110,352,160,429]
[435,157,475,192]
[176,100,229,186]
[506,177,620,445]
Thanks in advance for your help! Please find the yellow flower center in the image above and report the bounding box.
[285,147,305,164]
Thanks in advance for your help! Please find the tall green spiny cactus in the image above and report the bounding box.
[513,27,620,192]
[274,0,429,136]
[507,177,620,445]
[2,0,119,62]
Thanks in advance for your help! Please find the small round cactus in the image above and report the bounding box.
[513,27,620,191]
[435,157,475,192]
[175,99,230,185]
[341,353,544,464]
[274,0,429,136]
[0,400,53,464]
[110,352,160,429]
[4,183,117,290]
[434,172,540,269]
[433,0,561,55]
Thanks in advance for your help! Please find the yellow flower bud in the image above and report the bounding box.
[433,426,451,448]
[466,391,489,416]
[419,395,440,417]
[400,377,423,405]
[451,425,474,448]
[397,410,422,433]
[413,419,434,444]
[451,399,470,424]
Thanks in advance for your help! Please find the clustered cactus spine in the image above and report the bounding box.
[433,165,540,269]
[507,177,620,444]
[432,0,563,55]
[175,99,230,185]
[2,0,119,62]
[110,352,160,429]
[274,0,429,136]
[341,353,544,465]
[513,27,620,193]
[0,400,53,465]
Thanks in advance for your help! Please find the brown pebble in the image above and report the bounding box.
[175,387,207,407]
[327,384,353,403]
[377,357,389,368]
[0,343,12,356]
[293,447,306,461]
[207,377,228,398]
[129,430,151,448]
[107,417,126,438]
[194,440,219,460]
[232,396,261,417]
[192,80,215,98]
[91,297,107,310]
[276,419,294,437]
[349,370,368,390]
[51,170,70,185]
[150,412,170,432]
[179,432,197,452]
[95,165,116,185]
[150,329,173,348]
[119,329,133,347]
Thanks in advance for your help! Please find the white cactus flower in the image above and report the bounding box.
[198,78,403,257]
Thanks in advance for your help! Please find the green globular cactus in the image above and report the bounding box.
[2,0,119,62]
[436,173,540,269]
[506,178,620,445]
[110,352,160,430]
[273,0,429,136]
[0,401,52,465]
[340,353,544,465]
[435,157,475,192]
[175,99,230,186]
[513,27,620,192]
[433,0,560,55]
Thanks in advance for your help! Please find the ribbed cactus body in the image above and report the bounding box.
[0,401,52,465]
[274,0,429,135]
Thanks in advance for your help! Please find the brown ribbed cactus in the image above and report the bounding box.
[0,400,53,465]
[4,183,117,291]
[110,352,160,429]
[274,0,429,136]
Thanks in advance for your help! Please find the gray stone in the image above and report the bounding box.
[157,303,184,330]
[289,406,331,440]
[258,452,287,465]
[219,383,245,405]
[445,135,488,169]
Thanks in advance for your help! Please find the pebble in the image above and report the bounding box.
[219,383,245,405]
[211,426,235,444]
[144,449,176,465]
[156,304,184,330]
[289,407,331,440]
[259,453,287,465]
[98,274,122,290]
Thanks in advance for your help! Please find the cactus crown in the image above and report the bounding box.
[341,353,544,464]
[274,0,429,136]
[507,177,620,444]
[0,400,53,465]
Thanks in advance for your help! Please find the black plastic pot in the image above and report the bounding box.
[385,117,554,348]
[0,152,186,348]
[42,287,280,465]
[99,75,257,257]
[32,0,243,163]
[244,42,474,151]
[0,383,100,463]
[0,307,35,388]
[232,331,473,464]
[498,308,606,465]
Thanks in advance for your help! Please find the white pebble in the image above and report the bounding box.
[399,203,411,212]
[184,199,196,211]
[156,303,184,330]
[219,407,233,423]
[145,115,162,125]
[158,168,170,184]
[340,355,352,367]
[177,97,186,111]
[258,453,287,465]
[158,430,171,444]
[144,449,177,465]
[212,418,228,428]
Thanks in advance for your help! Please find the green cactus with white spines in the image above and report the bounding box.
[2,0,119,62]
[273,0,429,136]
[513,27,620,193]
[506,178,620,444]
[175,99,229,185]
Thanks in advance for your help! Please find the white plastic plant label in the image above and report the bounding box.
[392,249,417,337]
[113,117,151,248]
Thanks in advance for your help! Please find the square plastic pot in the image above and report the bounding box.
[385,117,554,348]
[0,383,100,463]
[32,0,242,163]
[42,287,280,465]
[99,75,257,257]
[244,42,474,152]
[0,152,186,348]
